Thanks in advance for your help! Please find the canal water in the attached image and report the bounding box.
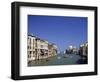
[28,54,87,67]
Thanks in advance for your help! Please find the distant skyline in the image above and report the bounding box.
[28,15,87,52]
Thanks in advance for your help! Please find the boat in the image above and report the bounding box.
[57,56,61,59]
[63,54,69,58]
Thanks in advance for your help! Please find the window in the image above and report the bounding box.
[30,51,32,54]
[41,45,43,48]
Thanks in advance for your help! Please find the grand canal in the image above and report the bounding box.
[28,54,87,67]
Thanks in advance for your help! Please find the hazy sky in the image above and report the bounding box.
[28,15,87,52]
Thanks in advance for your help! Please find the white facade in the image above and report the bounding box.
[27,35,58,61]
[27,35,36,61]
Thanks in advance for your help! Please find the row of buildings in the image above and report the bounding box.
[27,34,58,61]
[65,42,88,57]
[66,46,78,54]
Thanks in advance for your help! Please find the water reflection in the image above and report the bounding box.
[28,54,87,67]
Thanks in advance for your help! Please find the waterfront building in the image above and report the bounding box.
[36,38,48,60]
[52,44,58,55]
[27,35,36,61]
[79,42,88,57]
[66,45,78,54]
[27,34,58,62]
[72,47,79,54]
[48,44,58,57]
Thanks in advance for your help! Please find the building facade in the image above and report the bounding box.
[35,38,49,60]
[48,44,58,57]
[27,34,58,62]
[27,35,36,61]
[79,42,88,57]
[66,45,78,54]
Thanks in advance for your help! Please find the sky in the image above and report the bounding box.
[28,15,87,52]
